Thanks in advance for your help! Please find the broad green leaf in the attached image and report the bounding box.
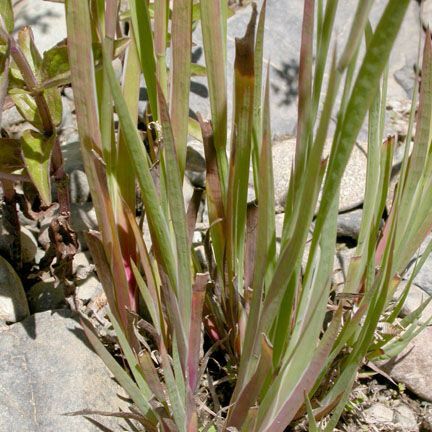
[17,27,42,81]
[20,129,54,206]
[41,38,130,89]
[0,0,13,33]
[11,92,43,129]
[41,45,69,80]
[44,87,62,127]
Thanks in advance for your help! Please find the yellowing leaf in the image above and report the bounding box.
[10,92,43,129]
[21,129,54,206]
[0,0,14,33]
[41,38,130,89]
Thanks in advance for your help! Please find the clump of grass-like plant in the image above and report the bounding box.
[4,0,431,430]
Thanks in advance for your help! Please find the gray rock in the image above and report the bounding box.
[363,402,394,425]
[28,279,66,313]
[190,0,420,138]
[333,247,356,289]
[394,282,432,323]
[1,106,24,129]
[0,310,129,431]
[270,138,367,212]
[70,203,98,251]
[378,326,432,402]
[61,93,76,128]
[34,248,45,265]
[70,202,98,231]
[193,245,207,271]
[73,252,94,280]
[406,250,432,296]
[18,211,38,229]
[38,204,97,252]
[0,256,29,323]
[70,170,90,204]
[20,226,38,263]
[192,230,203,246]
[37,223,50,251]
[275,213,285,241]
[14,0,66,53]
[336,209,363,241]
[186,140,206,187]
[60,132,83,173]
[183,178,195,211]
[393,403,419,432]
[422,0,432,29]
[422,408,432,432]
[191,1,301,137]
[76,276,102,303]
[394,63,416,99]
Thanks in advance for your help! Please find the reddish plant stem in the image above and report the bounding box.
[9,34,71,216]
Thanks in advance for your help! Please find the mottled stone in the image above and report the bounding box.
[270,138,367,212]
[13,0,66,53]
[28,279,66,313]
[378,327,432,402]
[0,310,129,431]
[20,226,38,263]
[336,209,363,241]
[0,256,29,323]
[363,403,394,426]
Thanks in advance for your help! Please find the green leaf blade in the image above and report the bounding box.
[21,129,54,206]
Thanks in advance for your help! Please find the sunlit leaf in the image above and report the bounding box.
[10,92,43,129]
[0,0,13,34]
[20,129,54,206]
[41,38,130,88]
